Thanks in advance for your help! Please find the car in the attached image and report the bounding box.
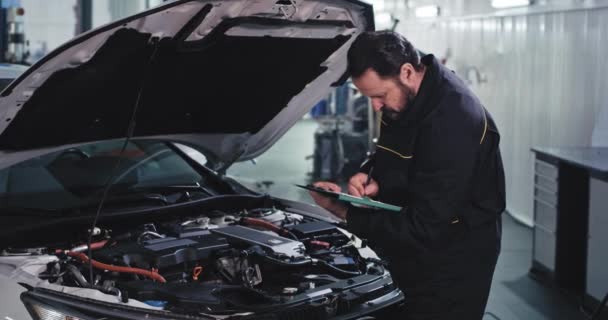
[0,63,28,91]
[0,0,404,319]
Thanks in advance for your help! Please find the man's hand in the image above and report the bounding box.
[348,173,379,197]
[309,181,348,220]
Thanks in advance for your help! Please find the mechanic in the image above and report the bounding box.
[310,31,505,320]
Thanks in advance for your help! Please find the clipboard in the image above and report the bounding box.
[296,184,402,212]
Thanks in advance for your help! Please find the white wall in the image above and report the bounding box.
[92,0,147,28]
[21,0,77,62]
[20,0,156,62]
[372,0,608,225]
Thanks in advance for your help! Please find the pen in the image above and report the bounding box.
[364,166,374,196]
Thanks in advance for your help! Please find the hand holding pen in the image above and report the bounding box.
[348,166,379,198]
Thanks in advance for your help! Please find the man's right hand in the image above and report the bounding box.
[348,173,379,197]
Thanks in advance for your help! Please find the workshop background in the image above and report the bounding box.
[0,0,606,319]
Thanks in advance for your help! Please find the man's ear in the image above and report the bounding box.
[398,63,415,86]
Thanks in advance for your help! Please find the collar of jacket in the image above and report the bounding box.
[384,54,444,128]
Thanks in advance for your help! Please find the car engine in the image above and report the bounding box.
[38,208,387,316]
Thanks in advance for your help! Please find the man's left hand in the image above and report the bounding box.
[309,181,348,220]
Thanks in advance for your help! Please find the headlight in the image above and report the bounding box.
[27,303,83,320]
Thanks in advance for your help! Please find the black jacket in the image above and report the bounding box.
[347,55,505,257]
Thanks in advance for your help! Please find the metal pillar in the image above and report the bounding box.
[76,0,92,34]
[0,0,7,63]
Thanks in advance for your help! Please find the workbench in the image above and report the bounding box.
[530,147,608,313]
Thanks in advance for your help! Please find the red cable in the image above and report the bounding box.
[192,266,203,281]
[67,251,166,283]
[55,240,109,255]
[309,240,331,249]
[89,240,108,251]
[241,217,286,235]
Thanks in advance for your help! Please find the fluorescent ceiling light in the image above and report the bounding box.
[491,0,531,9]
[415,5,439,18]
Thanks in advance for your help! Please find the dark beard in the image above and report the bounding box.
[383,108,401,120]
[383,84,415,120]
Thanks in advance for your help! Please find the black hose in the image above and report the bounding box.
[249,247,361,277]
[316,259,361,277]
[261,255,313,267]
[65,264,89,287]
[284,230,299,241]
[244,246,312,267]
[65,263,126,302]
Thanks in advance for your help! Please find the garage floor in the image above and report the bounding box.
[229,119,587,320]
[0,119,587,320]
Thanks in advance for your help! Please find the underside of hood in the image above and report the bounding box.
[0,0,373,169]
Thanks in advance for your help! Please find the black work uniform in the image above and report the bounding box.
[347,55,505,320]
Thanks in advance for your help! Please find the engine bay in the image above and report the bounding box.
[30,207,388,316]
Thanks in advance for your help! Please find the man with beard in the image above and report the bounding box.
[309,31,505,319]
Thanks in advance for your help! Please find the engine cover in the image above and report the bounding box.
[211,226,306,258]
[94,231,229,269]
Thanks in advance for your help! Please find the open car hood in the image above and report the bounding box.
[0,0,373,170]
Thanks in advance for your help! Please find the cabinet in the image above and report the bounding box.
[533,160,559,272]
[531,149,593,295]
[587,178,608,302]
[531,147,608,314]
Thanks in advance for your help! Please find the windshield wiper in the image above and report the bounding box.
[0,184,211,217]
[126,182,215,197]
[80,193,170,209]
[0,193,170,217]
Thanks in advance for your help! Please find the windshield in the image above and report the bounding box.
[0,140,207,211]
[0,78,13,91]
